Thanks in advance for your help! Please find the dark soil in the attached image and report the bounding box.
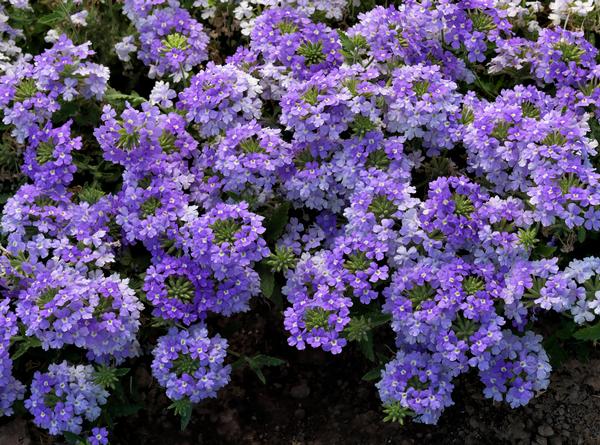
[6,352,600,445]
[120,352,600,445]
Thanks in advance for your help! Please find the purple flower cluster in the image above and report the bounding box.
[385,64,462,154]
[0,299,25,416]
[210,121,293,202]
[250,7,342,79]
[151,324,231,402]
[283,251,352,354]
[563,257,600,324]
[137,6,209,80]
[16,264,142,363]
[23,121,82,189]
[0,35,108,142]
[177,62,262,137]
[377,350,455,424]
[25,361,108,435]
[463,85,600,228]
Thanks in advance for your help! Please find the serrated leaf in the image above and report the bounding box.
[62,431,84,444]
[104,88,146,107]
[533,244,557,259]
[259,270,275,299]
[578,227,586,243]
[11,336,41,360]
[249,364,267,384]
[265,202,290,242]
[574,322,600,341]
[358,332,375,362]
[169,399,193,431]
[243,354,286,384]
[368,313,392,328]
[38,11,66,26]
[249,354,287,367]
[362,366,383,382]
[114,368,131,377]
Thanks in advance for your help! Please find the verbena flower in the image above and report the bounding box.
[25,361,108,435]
[151,324,231,402]
[0,298,25,417]
[137,6,209,80]
[23,121,82,189]
[0,35,108,142]
[177,63,263,137]
[16,263,142,362]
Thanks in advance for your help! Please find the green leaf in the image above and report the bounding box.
[11,335,42,361]
[574,322,600,341]
[94,365,130,390]
[104,88,146,108]
[109,403,143,418]
[367,312,392,328]
[38,11,66,26]
[543,335,568,367]
[62,431,85,445]
[114,367,131,377]
[357,331,375,362]
[259,269,275,299]
[554,318,577,340]
[169,399,193,431]
[578,227,586,243]
[250,364,266,384]
[265,202,290,242]
[249,354,287,367]
[53,101,79,123]
[243,354,287,384]
[533,244,557,259]
[362,366,384,382]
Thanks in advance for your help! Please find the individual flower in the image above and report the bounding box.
[149,80,176,108]
[88,427,109,445]
[115,35,137,62]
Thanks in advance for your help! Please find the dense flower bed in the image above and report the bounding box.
[1,0,600,441]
